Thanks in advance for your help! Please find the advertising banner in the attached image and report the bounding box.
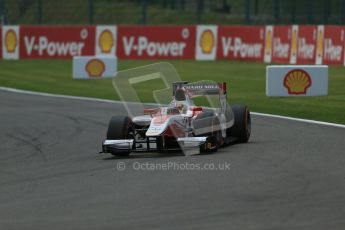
[321,26,344,65]
[95,25,117,56]
[315,25,324,64]
[264,25,273,63]
[289,25,298,64]
[20,26,95,59]
[0,24,344,66]
[296,25,317,64]
[195,25,218,60]
[271,26,292,63]
[0,26,2,59]
[2,25,20,60]
[117,26,195,59]
[217,26,264,61]
[266,65,328,97]
[73,56,117,79]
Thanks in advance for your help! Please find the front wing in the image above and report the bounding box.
[101,136,217,156]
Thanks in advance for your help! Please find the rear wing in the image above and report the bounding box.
[172,81,227,97]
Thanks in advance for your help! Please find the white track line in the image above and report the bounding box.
[0,86,119,104]
[251,112,345,128]
[1,86,344,129]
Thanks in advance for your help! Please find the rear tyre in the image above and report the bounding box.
[107,115,134,157]
[229,105,251,143]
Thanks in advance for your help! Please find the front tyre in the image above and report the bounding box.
[229,105,251,143]
[107,115,134,157]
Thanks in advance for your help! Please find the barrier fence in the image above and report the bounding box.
[2,0,345,26]
[1,25,345,66]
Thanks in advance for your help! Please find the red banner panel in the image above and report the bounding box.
[20,26,95,59]
[217,26,265,61]
[297,25,317,64]
[117,26,195,59]
[322,26,344,65]
[271,26,291,63]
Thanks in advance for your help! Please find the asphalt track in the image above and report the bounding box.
[0,89,345,230]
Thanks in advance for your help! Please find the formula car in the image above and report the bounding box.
[101,81,251,156]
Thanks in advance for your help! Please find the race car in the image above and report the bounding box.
[101,81,251,156]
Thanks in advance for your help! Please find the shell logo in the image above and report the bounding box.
[199,29,215,54]
[316,29,324,58]
[98,29,114,53]
[291,28,298,56]
[85,59,105,77]
[283,69,312,95]
[265,29,272,55]
[5,29,17,53]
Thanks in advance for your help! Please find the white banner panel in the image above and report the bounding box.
[315,25,324,65]
[195,25,217,60]
[264,25,273,63]
[73,56,117,79]
[266,65,328,97]
[95,25,117,56]
[2,25,20,60]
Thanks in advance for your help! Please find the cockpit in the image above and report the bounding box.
[172,88,193,113]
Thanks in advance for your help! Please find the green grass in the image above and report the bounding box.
[0,59,344,124]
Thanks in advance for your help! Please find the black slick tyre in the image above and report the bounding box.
[229,105,251,143]
[106,116,134,156]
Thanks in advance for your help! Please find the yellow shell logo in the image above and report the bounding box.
[200,29,215,54]
[291,29,298,56]
[85,59,105,77]
[99,29,114,53]
[5,29,17,53]
[316,29,324,58]
[284,69,312,95]
[265,29,272,55]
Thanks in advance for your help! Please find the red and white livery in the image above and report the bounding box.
[101,81,251,156]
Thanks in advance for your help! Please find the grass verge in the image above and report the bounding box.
[0,59,344,124]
